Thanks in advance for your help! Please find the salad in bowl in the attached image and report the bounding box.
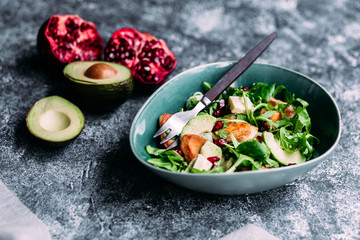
[146,81,318,174]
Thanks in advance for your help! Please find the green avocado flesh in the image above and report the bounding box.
[63,61,134,106]
[180,114,216,138]
[200,141,222,159]
[26,96,85,142]
[263,131,305,165]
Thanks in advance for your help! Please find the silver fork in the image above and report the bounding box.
[153,32,277,149]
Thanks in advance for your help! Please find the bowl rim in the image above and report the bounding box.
[129,61,342,177]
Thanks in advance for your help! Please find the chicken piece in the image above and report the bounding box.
[180,134,207,163]
[284,105,296,118]
[269,111,283,122]
[159,113,175,148]
[268,96,287,106]
[267,97,296,119]
[260,108,283,122]
[223,122,258,143]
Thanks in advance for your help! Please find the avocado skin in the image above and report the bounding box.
[68,76,134,110]
[63,61,134,110]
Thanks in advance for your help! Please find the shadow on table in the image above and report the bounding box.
[13,118,72,157]
[90,137,297,215]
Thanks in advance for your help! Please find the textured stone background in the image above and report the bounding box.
[0,0,359,239]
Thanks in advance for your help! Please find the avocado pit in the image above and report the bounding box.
[84,63,117,79]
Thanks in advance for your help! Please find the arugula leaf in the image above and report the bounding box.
[225,153,262,173]
[191,165,225,174]
[248,82,276,103]
[264,158,279,168]
[272,85,295,104]
[294,98,309,108]
[186,97,199,110]
[257,110,275,119]
[229,133,240,148]
[203,82,213,91]
[279,127,303,152]
[293,107,311,132]
[272,119,292,129]
[215,129,229,139]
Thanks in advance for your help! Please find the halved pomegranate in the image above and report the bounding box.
[37,15,103,69]
[104,28,177,86]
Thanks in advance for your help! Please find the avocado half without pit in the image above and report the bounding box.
[26,96,85,142]
[63,61,134,108]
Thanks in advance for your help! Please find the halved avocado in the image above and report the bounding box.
[26,96,85,142]
[63,61,134,108]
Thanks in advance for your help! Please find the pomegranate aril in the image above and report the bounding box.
[215,138,226,147]
[259,124,270,132]
[256,136,264,142]
[218,99,226,109]
[213,121,224,131]
[73,55,81,61]
[207,156,220,164]
[161,56,173,70]
[172,147,183,156]
[213,109,221,117]
[80,22,90,31]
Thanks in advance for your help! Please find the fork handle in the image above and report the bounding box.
[203,32,277,103]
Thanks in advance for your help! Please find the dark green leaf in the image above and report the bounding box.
[236,140,270,161]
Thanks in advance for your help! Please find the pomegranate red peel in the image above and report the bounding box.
[104,28,177,85]
[37,14,103,69]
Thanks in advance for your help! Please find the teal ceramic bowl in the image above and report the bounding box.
[129,62,341,195]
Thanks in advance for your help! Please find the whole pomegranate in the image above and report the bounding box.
[37,15,103,70]
[104,28,177,86]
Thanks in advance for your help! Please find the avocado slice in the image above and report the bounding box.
[63,61,133,107]
[180,114,216,138]
[26,96,85,142]
[263,131,305,165]
[200,141,222,159]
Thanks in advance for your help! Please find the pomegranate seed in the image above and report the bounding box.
[256,136,264,142]
[213,109,221,117]
[259,124,270,132]
[207,156,220,164]
[153,56,160,64]
[172,147,183,156]
[213,121,224,131]
[218,99,226,109]
[242,86,249,91]
[215,138,227,147]
[80,22,90,31]
[73,54,81,61]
